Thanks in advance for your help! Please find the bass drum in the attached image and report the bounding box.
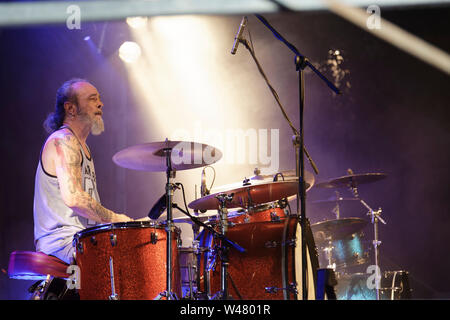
[197,216,319,300]
[73,221,181,300]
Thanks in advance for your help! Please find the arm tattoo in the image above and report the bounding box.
[54,133,116,223]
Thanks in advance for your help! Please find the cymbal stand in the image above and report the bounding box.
[242,14,340,300]
[349,184,386,300]
[214,193,234,300]
[172,201,246,300]
[156,144,178,300]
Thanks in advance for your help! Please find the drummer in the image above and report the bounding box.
[33,78,133,265]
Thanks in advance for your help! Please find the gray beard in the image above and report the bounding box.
[91,116,105,136]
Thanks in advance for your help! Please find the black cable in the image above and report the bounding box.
[175,182,191,216]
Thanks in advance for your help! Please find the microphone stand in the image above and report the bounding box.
[240,14,341,300]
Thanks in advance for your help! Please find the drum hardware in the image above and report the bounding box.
[314,172,387,189]
[108,257,119,300]
[265,241,278,248]
[76,241,84,254]
[172,201,246,300]
[188,180,300,212]
[346,168,386,301]
[213,193,234,300]
[29,274,53,300]
[265,283,298,295]
[322,245,336,270]
[150,232,158,244]
[270,211,281,222]
[113,140,223,300]
[90,236,97,245]
[110,234,117,247]
[334,270,411,300]
[239,14,340,298]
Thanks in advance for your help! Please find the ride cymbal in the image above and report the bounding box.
[315,173,387,189]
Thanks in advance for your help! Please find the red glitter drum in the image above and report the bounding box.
[73,221,181,300]
[198,216,319,300]
[207,201,289,225]
[230,201,288,224]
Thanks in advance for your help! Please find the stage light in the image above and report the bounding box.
[118,41,141,63]
[84,36,91,41]
[126,16,148,29]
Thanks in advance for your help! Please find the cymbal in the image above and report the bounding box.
[189,181,299,211]
[249,169,315,192]
[315,173,387,189]
[311,217,368,242]
[210,169,313,197]
[112,140,222,171]
[310,197,360,205]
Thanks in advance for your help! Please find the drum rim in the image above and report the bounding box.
[74,220,163,239]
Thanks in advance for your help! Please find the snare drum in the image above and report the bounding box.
[199,216,319,300]
[73,221,181,300]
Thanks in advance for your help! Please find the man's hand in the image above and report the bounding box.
[112,213,134,223]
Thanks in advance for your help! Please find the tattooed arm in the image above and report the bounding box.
[52,132,131,223]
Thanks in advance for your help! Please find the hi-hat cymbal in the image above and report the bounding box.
[188,181,299,211]
[311,217,368,242]
[315,173,387,189]
[112,140,222,171]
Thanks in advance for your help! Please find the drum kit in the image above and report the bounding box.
[72,139,411,300]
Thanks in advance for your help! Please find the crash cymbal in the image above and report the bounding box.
[112,140,222,171]
[188,181,299,211]
[315,173,387,189]
[249,169,315,192]
[311,217,368,242]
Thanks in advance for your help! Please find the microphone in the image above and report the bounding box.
[200,167,209,197]
[231,16,248,55]
[148,194,167,220]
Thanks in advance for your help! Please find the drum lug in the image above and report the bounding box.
[110,234,117,247]
[90,236,97,246]
[270,211,281,222]
[151,232,158,244]
[77,241,84,254]
[283,238,296,247]
[265,283,298,295]
[264,241,278,248]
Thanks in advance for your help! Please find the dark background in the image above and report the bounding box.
[1,4,449,299]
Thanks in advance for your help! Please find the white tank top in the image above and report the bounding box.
[33,127,100,256]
